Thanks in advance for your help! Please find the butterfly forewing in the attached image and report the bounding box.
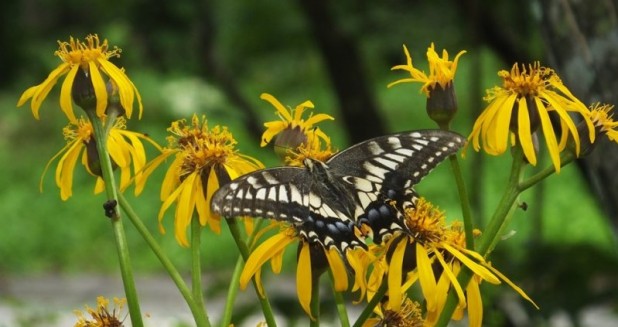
[211,167,311,223]
[326,130,466,242]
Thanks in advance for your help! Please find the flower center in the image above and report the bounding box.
[403,198,445,245]
[168,115,237,178]
[55,34,121,70]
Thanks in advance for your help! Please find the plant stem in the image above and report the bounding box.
[434,147,526,327]
[328,270,350,327]
[226,218,277,327]
[448,155,475,249]
[309,273,321,327]
[191,217,211,326]
[221,219,265,327]
[352,281,387,327]
[87,111,143,327]
[221,256,244,327]
[117,194,210,326]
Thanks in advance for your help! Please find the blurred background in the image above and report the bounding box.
[0,0,617,326]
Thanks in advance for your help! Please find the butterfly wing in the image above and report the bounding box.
[211,166,365,251]
[326,130,466,243]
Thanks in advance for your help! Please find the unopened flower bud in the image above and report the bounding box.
[426,82,458,128]
[71,68,98,112]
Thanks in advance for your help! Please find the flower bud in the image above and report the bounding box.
[273,126,308,161]
[71,68,98,111]
[426,82,457,128]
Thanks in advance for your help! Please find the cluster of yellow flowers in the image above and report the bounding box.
[17,34,618,327]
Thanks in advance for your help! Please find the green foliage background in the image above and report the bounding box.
[0,0,616,324]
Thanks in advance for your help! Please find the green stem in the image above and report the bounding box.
[221,256,244,327]
[328,270,350,327]
[434,147,526,327]
[352,281,387,327]
[87,111,143,327]
[117,194,210,327]
[448,155,475,249]
[519,152,575,192]
[309,273,320,327]
[220,219,265,327]
[191,217,211,325]
[226,218,277,327]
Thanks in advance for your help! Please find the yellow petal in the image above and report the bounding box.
[94,177,105,194]
[467,279,483,327]
[387,238,407,311]
[260,123,286,147]
[416,242,437,311]
[303,113,334,127]
[433,250,466,308]
[491,94,517,154]
[240,232,295,289]
[55,140,83,200]
[31,63,71,119]
[88,62,108,117]
[296,242,314,319]
[535,97,561,172]
[59,66,79,123]
[517,97,536,165]
[260,93,292,121]
[441,243,500,284]
[40,142,75,193]
[485,263,539,309]
[160,155,183,200]
[325,248,348,292]
[134,150,176,195]
[17,85,37,108]
[174,172,198,246]
[205,167,221,233]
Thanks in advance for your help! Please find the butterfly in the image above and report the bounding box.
[211,130,465,253]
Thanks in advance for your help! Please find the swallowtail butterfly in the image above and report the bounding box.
[211,130,465,253]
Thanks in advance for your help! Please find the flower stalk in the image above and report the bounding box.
[117,194,210,326]
[191,216,211,326]
[85,109,144,327]
[226,218,277,327]
[434,146,527,326]
[329,270,350,327]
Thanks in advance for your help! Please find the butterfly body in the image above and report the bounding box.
[211,130,466,252]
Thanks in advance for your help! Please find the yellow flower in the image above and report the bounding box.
[74,296,126,327]
[42,116,158,200]
[362,296,424,327]
[17,34,143,121]
[388,43,466,96]
[260,93,334,149]
[239,223,369,318]
[467,62,595,172]
[136,114,263,246]
[284,131,336,167]
[588,103,618,143]
[372,199,537,326]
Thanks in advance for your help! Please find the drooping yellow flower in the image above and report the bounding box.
[588,103,618,143]
[74,296,126,327]
[239,223,369,318]
[17,34,143,121]
[136,114,263,246]
[371,198,537,326]
[388,43,466,96]
[467,62,595,172]
[260,93,334,150]
[42,116,158,201]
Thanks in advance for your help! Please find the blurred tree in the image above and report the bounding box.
[540,0,618,233]
[297,0,386,143]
